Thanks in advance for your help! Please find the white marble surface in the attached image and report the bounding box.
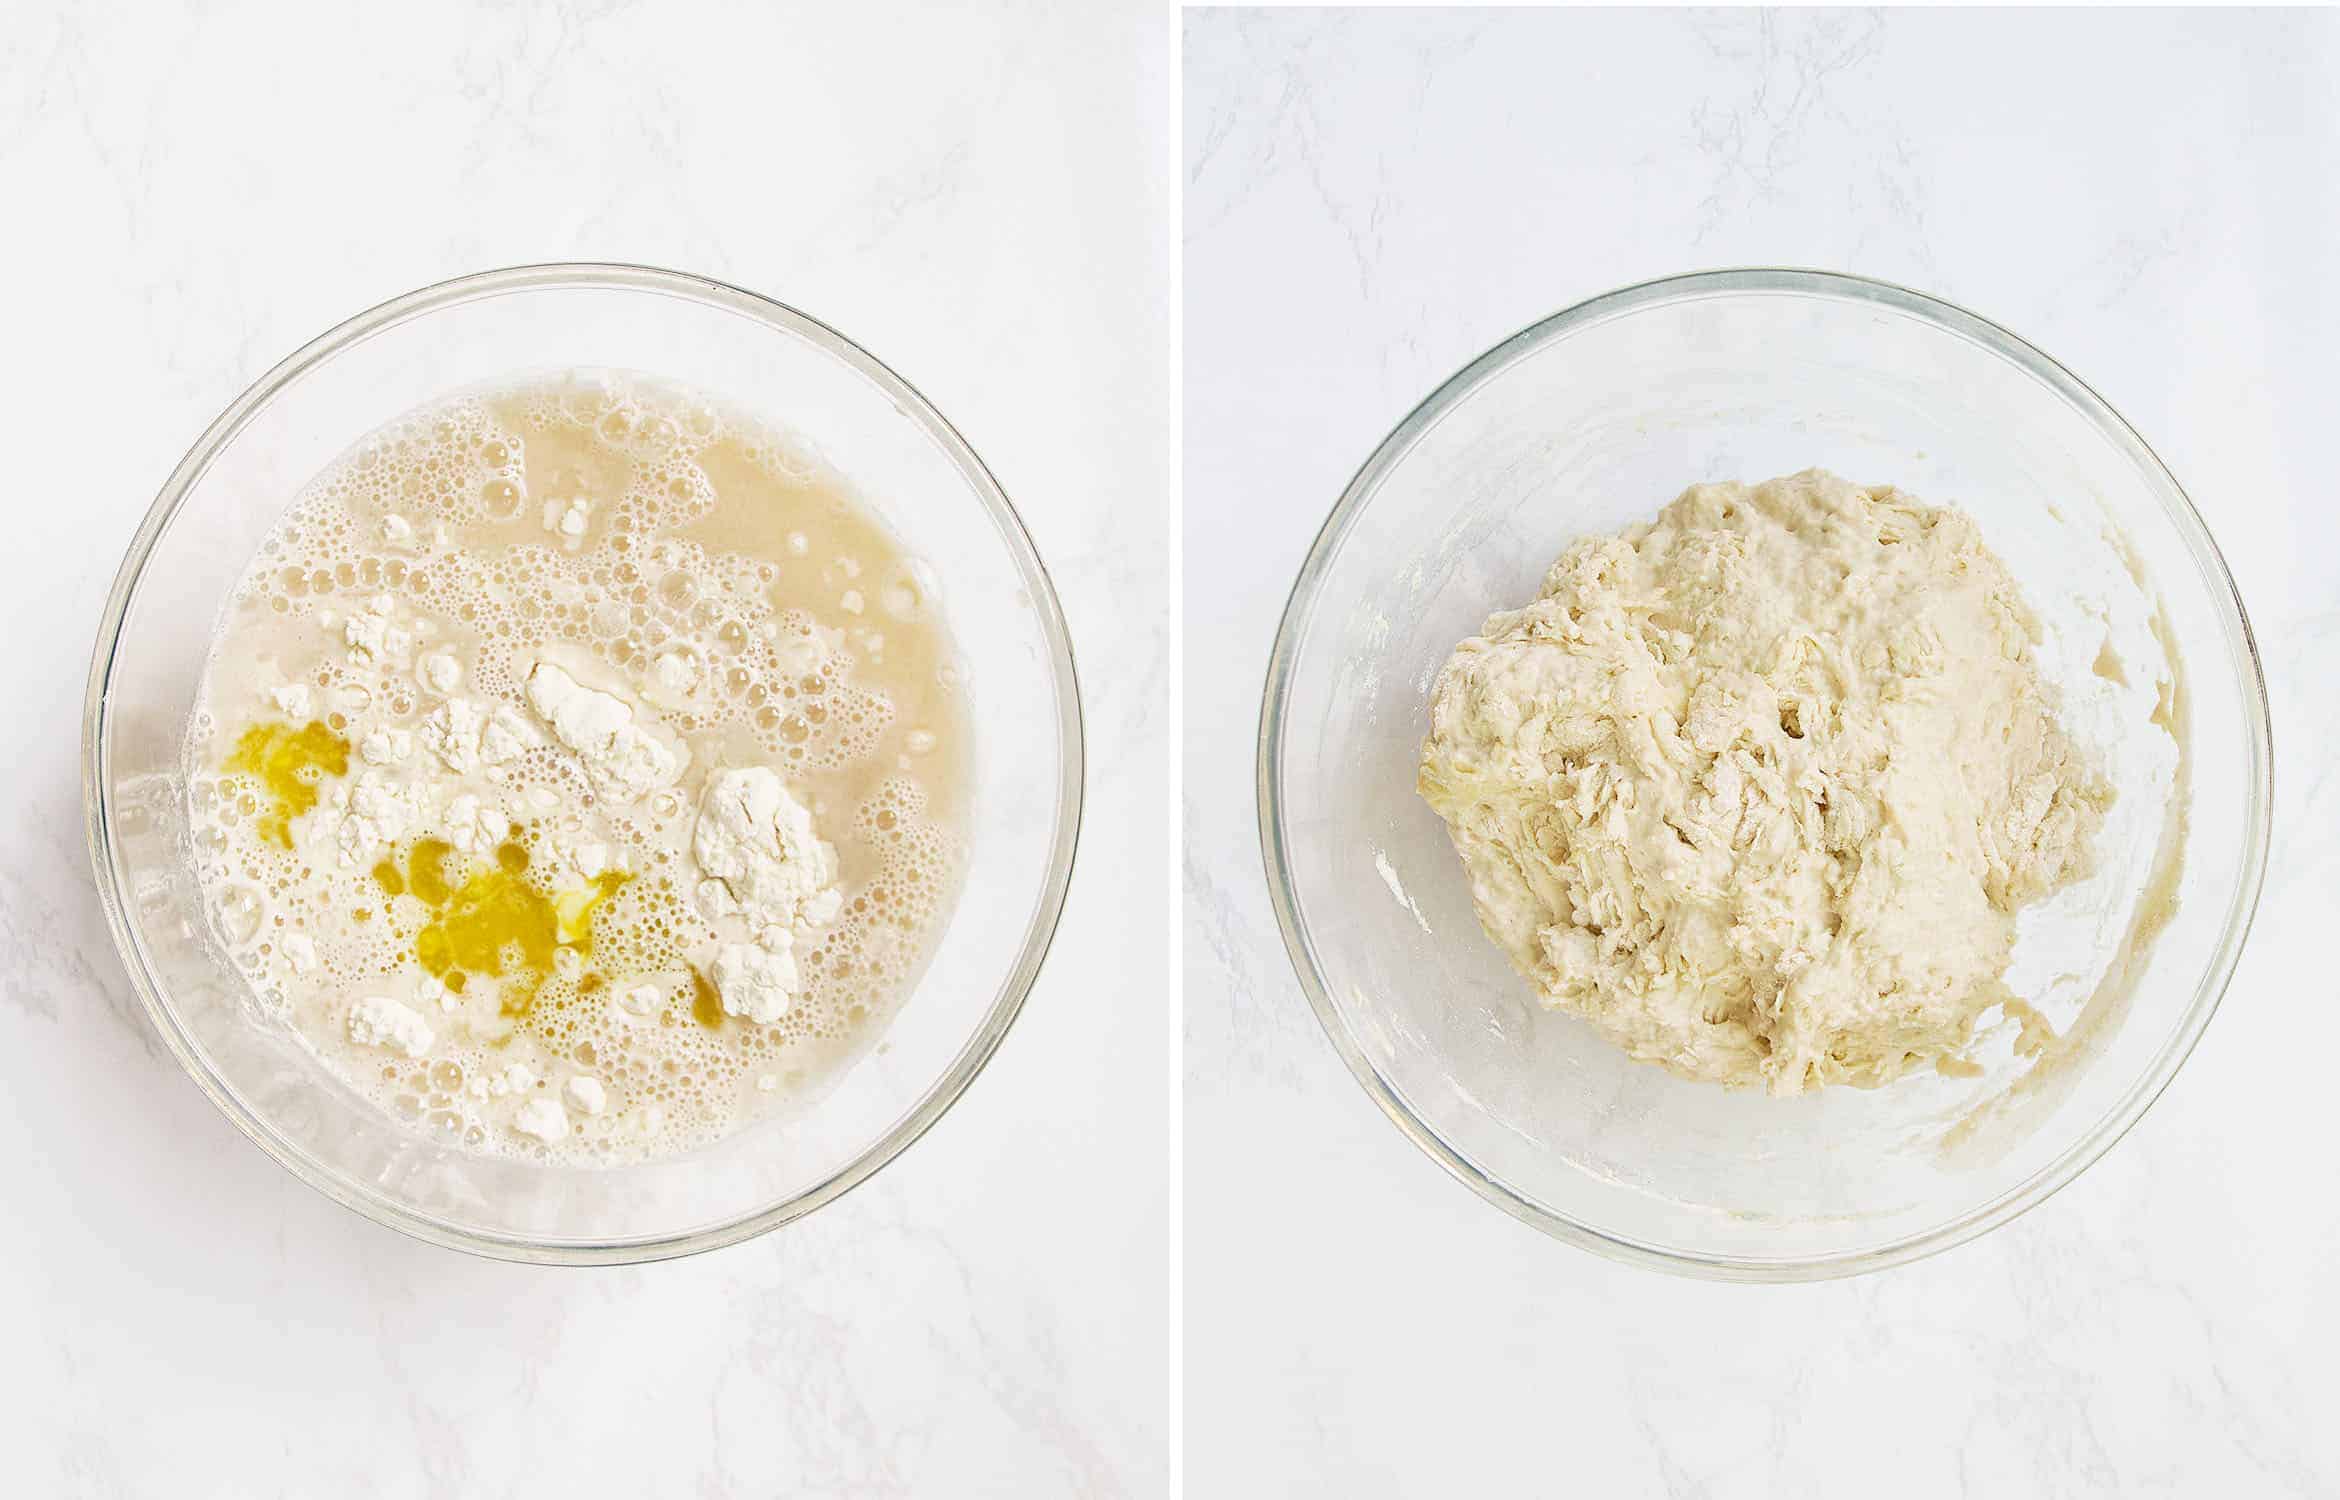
[1185,9,2338,1495]
[1,2,1167,1494]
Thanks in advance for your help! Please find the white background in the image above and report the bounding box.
[1,2,1168,1495]
[1186,9,2338,1496]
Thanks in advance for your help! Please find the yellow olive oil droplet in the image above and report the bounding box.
[398,839,631,1021]
[689,966,725,1031]
[408,838,456,906]
[553,870,630,945]
[372,860,405,897]
[223,720,350,848]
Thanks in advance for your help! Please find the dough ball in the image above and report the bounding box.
[1418,470,2110,1095]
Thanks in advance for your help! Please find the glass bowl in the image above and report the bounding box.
[85,264,1082,1264]
[1260,269,2269,1280]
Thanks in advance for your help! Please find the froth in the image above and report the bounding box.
[190,370,970,1165]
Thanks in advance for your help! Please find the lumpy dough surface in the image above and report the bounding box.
[1417,470,2112,1095]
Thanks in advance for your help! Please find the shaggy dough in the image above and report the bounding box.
[1418,471,2110,1095]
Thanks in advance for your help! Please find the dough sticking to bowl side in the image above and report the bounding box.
[1417,469,2111,1096]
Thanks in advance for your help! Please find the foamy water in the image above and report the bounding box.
[185,371,970,1163]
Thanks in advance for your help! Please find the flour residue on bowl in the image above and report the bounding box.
[1942,544,2194,1163]
[1374,848,1432,934]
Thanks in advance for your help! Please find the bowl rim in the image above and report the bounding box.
[82,261,1086,1265]
[1256,266,2273,1282]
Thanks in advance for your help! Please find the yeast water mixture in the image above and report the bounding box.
[186,372,970,1162]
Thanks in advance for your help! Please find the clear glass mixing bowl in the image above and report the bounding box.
[85,264,1082,1263]
[1260,269,2269,1280]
